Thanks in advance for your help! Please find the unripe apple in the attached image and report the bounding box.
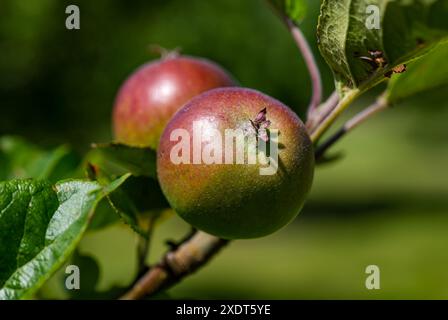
[157,87,314,239]
[113,54,236,149]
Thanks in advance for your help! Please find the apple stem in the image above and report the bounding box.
[148,44,181,59]
[310,88,361,143]
[285,18,323,120]
[120,231,229,300]
[314,92,389,159]
[306,90,339,132]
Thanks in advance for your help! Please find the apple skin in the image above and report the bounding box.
[157,87,315,239]
[113,55,236,149]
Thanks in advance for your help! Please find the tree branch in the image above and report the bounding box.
[315,92,389,159]
[267,1,322,118]
[282,18,322,118]
[120,231,229,300]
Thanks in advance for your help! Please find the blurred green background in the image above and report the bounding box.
[1,0,448,299]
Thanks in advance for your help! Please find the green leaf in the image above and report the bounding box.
[317,0,448,96]
[108,177,170,238]
[386,40,448,104]
[107,184,148,238]
[86,142,170,236]
[0,136,80,182]
[269,0,307,25]
[87,161,169,238]
[68,250,100,299]
[0,175,129,300]
[118,176,169,213]
[87,199,121,231]
[66,249,128,299]
[91,143,157,178]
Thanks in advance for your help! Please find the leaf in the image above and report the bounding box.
[65,250,127,300]
[87,198,121,231]
[87,142,170,236]
[268,0,307,25]
[107,185,149,238]
[0,175,129,300]
[91,143,157,178]
[386,40,448,104]
[87,162,169,238]
[107,177,171,238]
[67,250,100,299]
[317,0,448,96]
[120,176,170,213]
[0,136,80,182]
